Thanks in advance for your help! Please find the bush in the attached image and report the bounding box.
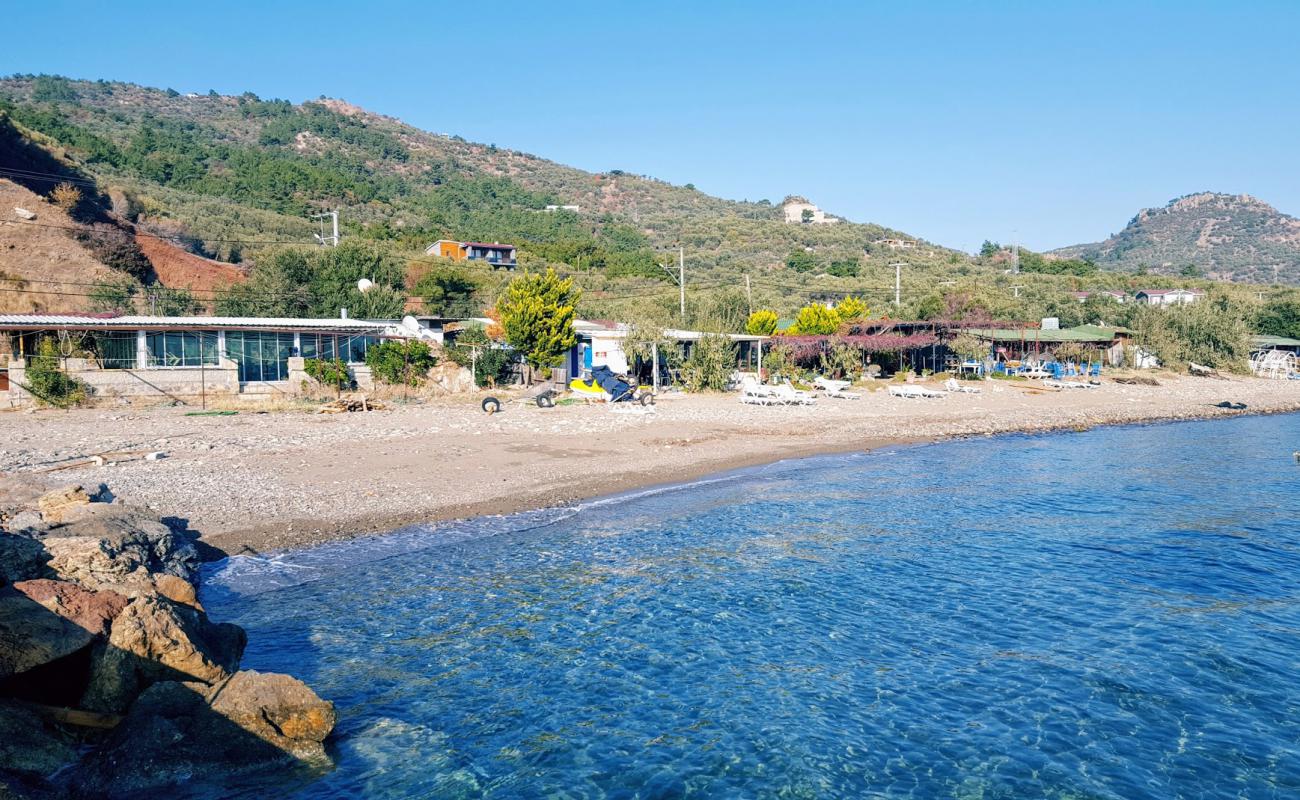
[304,357,351,390]
[445,326,515,387]
[746,309,778,336]
[1131,296,1251,371]
[364,340,438,386]
[26,338,88,407]
[680,334,736,392]
[790,303,840,335]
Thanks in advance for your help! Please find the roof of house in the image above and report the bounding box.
[0,314,392,333]
[969,325,1126,344]
[1135,288,1205,296]
[462,242,516,249]
[1251,334,1300,348]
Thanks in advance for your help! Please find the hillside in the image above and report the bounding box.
[0,74,961,319]
[1052,193,1300,284]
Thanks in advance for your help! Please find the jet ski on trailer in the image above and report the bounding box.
[570,365,655,405]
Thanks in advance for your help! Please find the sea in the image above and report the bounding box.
[198,413,1300,799]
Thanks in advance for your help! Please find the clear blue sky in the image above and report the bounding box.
[5,1,1298,253]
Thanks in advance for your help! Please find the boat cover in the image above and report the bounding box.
[591,365,634,401]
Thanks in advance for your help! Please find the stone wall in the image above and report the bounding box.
[5,358,240,407]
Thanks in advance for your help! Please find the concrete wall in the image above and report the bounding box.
[4,357,240,407]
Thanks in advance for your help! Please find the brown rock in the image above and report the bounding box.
[0,589,94,680]
[0,535,50,587]
[82,595,245,713]
[35,486,91,525]
[151,574,202,610]
[11,580,128,637]
[209,670,336,754]
[40,513,199,596]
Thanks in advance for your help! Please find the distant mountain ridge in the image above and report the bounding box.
[1052,192,1300,284]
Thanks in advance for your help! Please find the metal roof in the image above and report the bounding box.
[0,314,391,331]
[969,326,1124,344]
[1252,334,1300,348]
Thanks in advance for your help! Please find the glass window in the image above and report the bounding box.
[94,331,138,369]
[146,331,218,368]
[225,331,294,382]
[344,335,378,364]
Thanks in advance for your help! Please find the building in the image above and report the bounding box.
[544,205,581,213]
[0,314,430,407]
[1070,290,1127,303]
[566,320,767,388]
[1134,288,1204,306]
[423,240,518,270]
[781,198,839,225]
[872,238,918,250]
[969,324,1133,367]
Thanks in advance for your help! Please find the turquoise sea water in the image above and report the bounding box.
[201,414,1300,799]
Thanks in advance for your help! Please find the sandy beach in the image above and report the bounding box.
[4,374,1299,556]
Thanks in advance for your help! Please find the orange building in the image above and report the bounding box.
[424,240,517,270]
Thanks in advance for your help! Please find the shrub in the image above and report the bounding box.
[746,309,778,336]
[835,296,868,321]
[49,182,82,214]
[679,333,735,392]
[303,357,351,390]
[26,338,88,407]
[496,269,579,373]
[445,326,515,387]
[790,303,840,335]
[364,340,438,386]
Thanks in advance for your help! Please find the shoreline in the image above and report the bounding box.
[4,375,1300,557]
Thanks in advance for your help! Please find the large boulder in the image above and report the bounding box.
[427,360,475,395]
[73,673,334,794]
[11,580,127,637]
[40,513,199,596]
[0,535,50,587]
[82,595,245,713]
[35,486,91,525]
[0,588,94,680]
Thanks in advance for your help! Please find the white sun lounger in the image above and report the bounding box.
[888,384,947,399]
[1043,379,1096,390]
[943,378,981,394]
[738,376,781,405]
[814,376,861,399]
[772,383,816,405]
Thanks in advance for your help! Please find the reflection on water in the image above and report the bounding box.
[202,414,1300,799]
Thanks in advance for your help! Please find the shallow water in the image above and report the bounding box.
[201,414,1300,799]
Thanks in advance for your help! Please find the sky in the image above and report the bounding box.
[4,1,1298,253]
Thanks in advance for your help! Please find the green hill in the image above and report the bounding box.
[1052,192,1300,284]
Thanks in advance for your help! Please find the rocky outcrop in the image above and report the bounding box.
[83,594,245,713]
[0,589,94,679]
[427,360,475,395]
[12,580,128,637]
[40,511,199,596]
[75,672,334,794]
[0,483,334,795]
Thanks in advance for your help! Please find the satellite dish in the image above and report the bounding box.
[357,278,374,293]
[401,315,421,332]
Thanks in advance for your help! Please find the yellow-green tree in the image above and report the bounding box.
[746,309,779,336]
[790,304,841,335]
[496,268,581,374]
[835,295,868,321]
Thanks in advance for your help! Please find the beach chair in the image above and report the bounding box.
[814,376,861,399]
[888,384,947,399]
[943,378,981,394]
[773,383,816,405]
[738,376,781,405]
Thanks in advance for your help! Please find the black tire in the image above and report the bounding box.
[481,397,501,415]
[639,392,655,406]
[535,393,555,409]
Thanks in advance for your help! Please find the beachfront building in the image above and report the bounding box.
[969,324,1132,368]
[0,314,428,407]
[567,320,767,388]
[1134,288,1204,306]
[1070,290,1127,303]
[423,240,518,270]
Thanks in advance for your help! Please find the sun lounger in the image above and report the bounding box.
[738,376,781,405]
[772,383,816,405]
[1043,379,1096,390]
[814,376,861,399]
[888,384,947,399]
[943,378,981,394]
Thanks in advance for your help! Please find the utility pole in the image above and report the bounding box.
[1011,229,1020,275]
[745,274,753,316]
[1011,285,1023,298]
[890,262,904,306]
[678,246,685,322]
[311,210,339,247]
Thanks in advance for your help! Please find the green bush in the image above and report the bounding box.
[303,357,351,390]
[680,334,736,392]
[364,340,438,386]
[26,338,88,407]
[445,327,515,387]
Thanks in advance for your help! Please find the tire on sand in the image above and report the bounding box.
[482,397,501,414]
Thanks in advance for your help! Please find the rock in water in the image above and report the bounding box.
[74,673,335,794]
[40,513,199,596]
[0,535,50,587]
[82,595,245,713]
[0,588,94,680]
[11,580,128,637]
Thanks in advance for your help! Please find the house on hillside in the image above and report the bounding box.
[781,198,839,225]
[1134,288,1204,306]
[544,205,581,213]
[0,314,435,407]
[424,240,518,270]
[872,238,918,250]
[1070,290,1127,303]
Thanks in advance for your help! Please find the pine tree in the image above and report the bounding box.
[496,269,581,375]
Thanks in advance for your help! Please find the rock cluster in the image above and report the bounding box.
[0,481,335,798]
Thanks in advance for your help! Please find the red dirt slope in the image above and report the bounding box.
[135,234,247,296]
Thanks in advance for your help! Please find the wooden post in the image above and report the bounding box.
[651,341,659,393]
